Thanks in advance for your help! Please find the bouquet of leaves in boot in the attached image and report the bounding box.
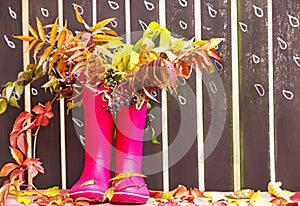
[0,5,223,205]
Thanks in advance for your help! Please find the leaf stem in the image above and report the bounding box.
[33,126,40,159]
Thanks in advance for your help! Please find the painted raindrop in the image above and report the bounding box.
[282,89,294,100]
[254,84,265,96]
[252,54,260,64]
[208,4,217,18]
[8,6,17,19]
[79,134,85,147]
[73,3,83,14]
[214,60,223,71]
[239,22,248,32]
[293,55,300,67]
[144,0,155,11]
[13,92,20,100]
[110,19,118,28]
[108,0,120,10]
[4,35,16,49]
[277,37,287,50]
[253,5,263,17]
[138,19,148,31]
[31,87,38,96]
[72,117,84,127]
[288,15,299,28]
[178,0,187,7]
[41,8,49,17]
[209,81,217,93]
[151,90,157,97]
[178,95,187,105]
[178,77,186,85]
[179,20,187,30]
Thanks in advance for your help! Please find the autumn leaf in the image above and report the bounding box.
[43,186,60,197]
[13,35,36,41]
[57,29,66,49]
[11,111,32,134]
[80,179,95,187]
[39,45,53,63]
[28,24,39,39]
[24,39,38,53]
[36,17,46,42]
[103,188,114,201]
[33,41,45,61]
[74,4,90,30]
[0,98,7,115]
[17,133,28,155]
[10,147,24,165]
[93,34,121,43]
[16,196,31,206]
[0,163,19,177]
[91,18,115,34]
[24,158,44,179]
[49,18,58,45]
[290,192,300,201]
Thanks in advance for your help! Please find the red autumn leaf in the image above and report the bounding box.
[10,168,25,182]
[44,101,52,112]
[19,119,36,134]
[32,104,45,114]
[9,132,18,148]
[24,158,44,179]
[17,133,28,155]
[149,190,163,198]
[270,197,288,205]
[0,163,19,177]
[287,203,299,206]
[10,147,24,165]
[208,49,223,61]
[35,114,50,127]
[290,192,300,201]
[45,111,54,119]
[11,111,32,134]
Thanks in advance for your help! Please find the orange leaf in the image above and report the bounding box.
[93,34,121,42]
[36,17,46,42]
[39,46,53,63]
[74,4,90,30]
[32,104,44,114]
[44,101,52,112]
[10,147,24,165]
[13,35,35,41]
[9,132,18,148]
[24,39,37,53]
[57,29,66,49]
[91,18,115,34]
[33,41,45,62]
[49,18,58,46]
[28,24,39,39]
[0,163,19,177]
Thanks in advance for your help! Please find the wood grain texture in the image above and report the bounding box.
[0,0,23,186]
[28,0,61,189]
[238,0,270,190]
[273,0,300,191]
[201,0,233,191]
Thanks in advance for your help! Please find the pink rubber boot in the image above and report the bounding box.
[111,104,149,204]
[69,87,114,202]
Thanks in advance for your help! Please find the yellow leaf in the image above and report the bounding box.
[28,24,38,39]
[93,34,121,42]
[103,188,114,201]
[39,46,53,63]
[33,42,45,61]
[80,179,95,187]
[36,17,46,42]
[16,196,31,206]
[74,4,90,30]
[49,18,58,46]
[57,29,66,49]
[43,186,60,197]
[24,39,37,53]
[91,18,115,34]
[13,35,35,41]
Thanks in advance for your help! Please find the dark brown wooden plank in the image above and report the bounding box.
[129,0,163,191]
[0,0,23,186]
[166,0,199,190]
[63,0,93,189]
[274,0,300,191]
[201,0,233,191]
[237,0,270,190]
[28,0,61,188]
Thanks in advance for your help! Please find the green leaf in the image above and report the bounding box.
[13,81,24,98]
[159,27,171,48]
[0,98,7,114]
[5,82,14,100]
[34,65,44,79]
[152,136,160,144]
[8,96,20,109]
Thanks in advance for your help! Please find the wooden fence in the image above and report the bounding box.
[0,0,300,192]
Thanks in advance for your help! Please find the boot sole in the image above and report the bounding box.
[69,190,105,201]
[111,192,149,204]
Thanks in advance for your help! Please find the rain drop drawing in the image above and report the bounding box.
[282,89,294,100]
[179,20,187,30]
[178,77,186,85]
[214,60,223,72]
[178,0,188,7]
[4,35,16,49]
[252,54,260,64]
[73,3,83,14]
[110,19,118,28]
[209,81,217,94]
[207,4,217,18]
[178,95,187,105]
[239,22,248,32]
[79,134,85,147]
[288,14,299,28]
[138,19,148,31]
[277,37,287,50]
[41,8,49,17]
[253,5,264,17]
[8,6,17,19]
[108,0,120,10]
[72,117,84,127]
[144,0,155,11]
[31,87,38,96]
[293,55,300,67]
[254,84,265,96]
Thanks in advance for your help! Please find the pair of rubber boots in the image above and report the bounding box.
[69,88,149,204]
